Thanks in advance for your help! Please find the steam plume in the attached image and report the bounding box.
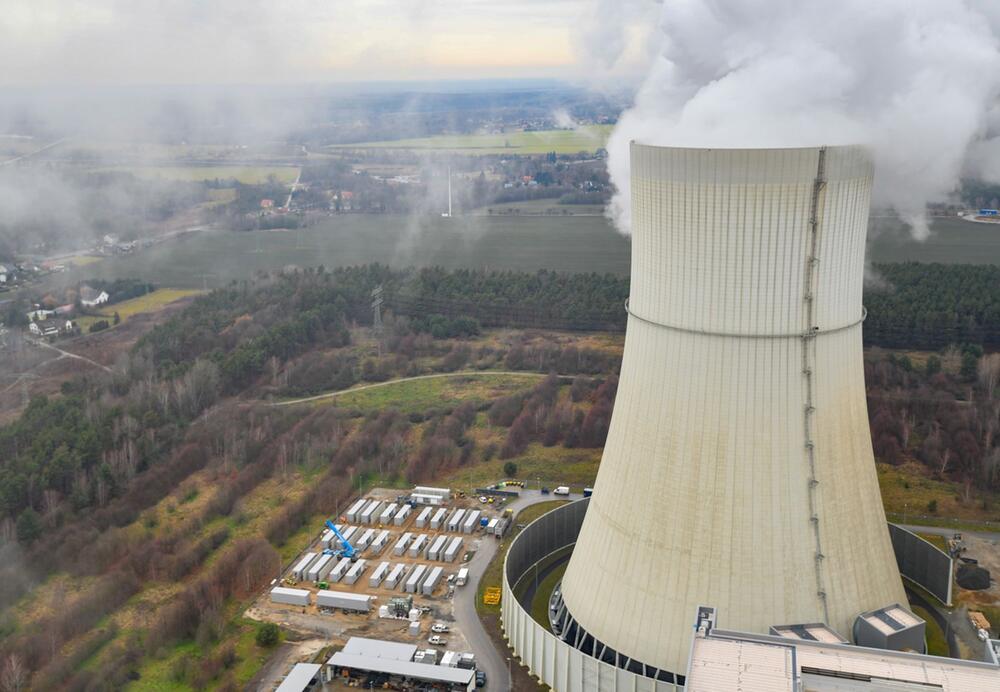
[602,0,1000,239]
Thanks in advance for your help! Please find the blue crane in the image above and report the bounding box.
[324,519,357,559]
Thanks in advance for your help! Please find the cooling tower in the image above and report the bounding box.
[558,143,906,677]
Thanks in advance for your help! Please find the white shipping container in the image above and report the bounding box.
[360,499,383,524]
[447,508,466,532]
[330,557,352,583]
[345,559,367,585]
[321,529,335,548]
[271,586,310,606]
[404,564,427,593]
[408,620,420,635]
[410,493,443,506]
[370,529,391,555]
[430,507,448,530]
[369,561,390,588]
[422,566,443,595]
[379,503,398,525]
[408,534,428,558]
[292,552,317,581]
[316,590,371,612]
[444,536,463,563]
[394,532,413,556]
[307,553,333,582]
[345,498,368,523]
[415,506,433,528]
[339,526,358,545]
[355,528,375,550]
[427,534,448,561]
[413,485,451,500]
[394,504,412,526]
[486,518,499,535]
[385,563,408,589]
[462,510,481,534]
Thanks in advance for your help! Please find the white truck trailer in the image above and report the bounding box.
[316,590,372,613]
[422,566,444,595]
[404,564,427,593]
[271,586,310,606]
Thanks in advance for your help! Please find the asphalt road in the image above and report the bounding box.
[896,523,1000,542]
[452,489,581,692]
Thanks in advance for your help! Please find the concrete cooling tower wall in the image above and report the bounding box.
[558,144,906,677]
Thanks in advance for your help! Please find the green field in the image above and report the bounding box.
[50,211,1000,294]
[96,165,299,184]
[333,126,612,154]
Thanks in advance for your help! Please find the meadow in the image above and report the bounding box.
[95,165,299,184]
[332,126,613,155]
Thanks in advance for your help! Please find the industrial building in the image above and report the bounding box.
[553,144,907,681]
[327,637,474,691]
[684,607,999,691]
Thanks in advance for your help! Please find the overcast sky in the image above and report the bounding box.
[2,0,653,86]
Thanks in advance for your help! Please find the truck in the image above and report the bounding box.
[456,567,469,586]
[554,486,570,496]
[428,635,447,646]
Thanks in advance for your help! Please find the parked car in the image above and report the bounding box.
[540,487,550,495]
[476,670,487,687]
[479,496,488,503]
[428,635,447,645]
[431,623,450,633]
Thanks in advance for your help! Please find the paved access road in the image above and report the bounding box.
[452,489,582,692]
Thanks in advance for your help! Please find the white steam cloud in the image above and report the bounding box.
[601,0,1000,239]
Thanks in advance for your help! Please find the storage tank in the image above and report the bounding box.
[556,144,907,678]
[271,586,310,606]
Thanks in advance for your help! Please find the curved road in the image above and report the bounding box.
[453,489,581,692]
[269,370,548,407]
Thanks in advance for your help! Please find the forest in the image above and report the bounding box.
[0,261,998,689]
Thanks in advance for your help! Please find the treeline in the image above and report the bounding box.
[83,277,155,305]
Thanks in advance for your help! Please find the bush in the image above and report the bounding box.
[927,499,938,513]
[256,622,280,647]
[89,319,111,333]
[503,461,518,477]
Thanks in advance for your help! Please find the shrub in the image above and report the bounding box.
[256,622,280,647]
[503,461,518,478]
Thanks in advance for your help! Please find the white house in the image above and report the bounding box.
[79,285,110,307]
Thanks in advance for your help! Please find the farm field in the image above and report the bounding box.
[51,212,1000,293]
[75,289,203,331]
[94,165,299,184]
[332,126,612,154]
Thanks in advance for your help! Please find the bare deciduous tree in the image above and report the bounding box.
[1,653,27,692]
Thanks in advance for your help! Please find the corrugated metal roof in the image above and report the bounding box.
[686,636,795,692]
[328,651,474,684]
[341,637,417,661]
[275,663,321,692]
